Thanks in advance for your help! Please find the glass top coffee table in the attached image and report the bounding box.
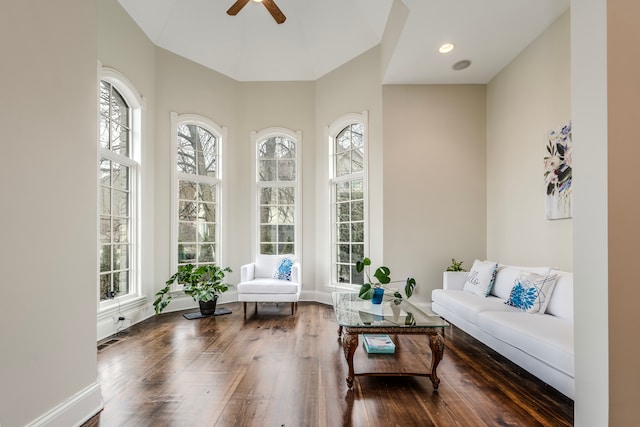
[332,291,449,390]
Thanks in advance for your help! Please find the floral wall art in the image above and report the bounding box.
[544,121,572,219]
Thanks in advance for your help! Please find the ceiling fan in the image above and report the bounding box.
[227,0,286,24]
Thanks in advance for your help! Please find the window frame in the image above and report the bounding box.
[251,127,302,258]
[328,112,369,288]
[170,113,227,271]
[98,66,142,309]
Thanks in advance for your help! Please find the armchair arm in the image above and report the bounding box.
[240,263,256,282]
[290,262,301,284]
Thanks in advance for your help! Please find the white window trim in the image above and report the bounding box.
[251,127,303,260]
[98,64,143,311]
[327,111,369,288]
[170,113,228,271]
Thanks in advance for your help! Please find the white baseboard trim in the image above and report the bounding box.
[27,381,103,427]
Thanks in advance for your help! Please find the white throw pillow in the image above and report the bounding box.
[505,271,558,314]
[462,259,498,297]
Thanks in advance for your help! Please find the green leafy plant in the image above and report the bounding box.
[355,257,416,301]
[153,264,232,315]
[446,258,466,272]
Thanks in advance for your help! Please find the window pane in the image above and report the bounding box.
[352,267,364,285]
[114,271,129,295]
[278,225,294,243]
[261,225,277,242]
[260,206,278,224]
[178,244,197,263]
[337,244,350,263]
[336,182,350,202]
[111,124,129,156]
[110,88,129,128]
[177,138,196,174]
[338,224,350,242]
[178,201,197,221]
[352,244,364,262]
[278,187,295,204]
[337,202,349,222]
[351,200,363,221]
[258,139,277,159]
[352,179,364,199]
[198,244,215,263]
[198,221,215,242]
[279,206,295,224]
[261,187,277,205]
[351,222,364,242]
[112,163,129,190]
[100,187,111,215]
[100,218,111,243]
[178,222,197,242]
[100,245,111,272]
[261,244,275,255]
[112,189,128,217]
[278,160,296,181]
[352,149,364,172]
[99,115,109,149]
[198,202,215,223]
[113,244,129,270]
[198,183,216,203]
[279,243,294,254]
[179,180,197,200]
[337,264,350,283]
[336,153,350,177]
[99,273,111,300]
[112,218,128,243]
[259,160,277,181]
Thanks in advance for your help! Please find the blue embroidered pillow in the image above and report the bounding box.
[505,271,558,314]
[273,258,293,281]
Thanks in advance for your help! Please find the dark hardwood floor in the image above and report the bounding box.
[84,301,573,427]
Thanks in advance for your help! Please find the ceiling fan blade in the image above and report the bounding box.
[227,0,250,16]
[262,0,286,24]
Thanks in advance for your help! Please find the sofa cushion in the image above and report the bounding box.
[545,270,573,319]
[463,259,498,297]
[236,278,299,294]
[431,289,519,325]
[505,271,558,314]
[477,311,574,377]
[491,265,551,300]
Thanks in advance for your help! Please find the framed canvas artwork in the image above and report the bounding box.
[544,121,572,220]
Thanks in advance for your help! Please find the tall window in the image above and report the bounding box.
[330,114,367,285]
[173,115,224,268]
[254,129,301,256]
[99,79,139,301]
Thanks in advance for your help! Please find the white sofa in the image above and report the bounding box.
[237,254,301,318]
[431,264,574,399]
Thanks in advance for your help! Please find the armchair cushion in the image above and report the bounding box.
[272,257,294,280]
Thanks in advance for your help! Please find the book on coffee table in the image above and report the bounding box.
[363,334,395,354]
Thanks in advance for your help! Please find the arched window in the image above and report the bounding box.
[253,128,301,256]
[99,68,141,302]
[172,114,226,268]
[329,113,368,285]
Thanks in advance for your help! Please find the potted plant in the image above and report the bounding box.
[443,258,468,288]
[355,257,416,304]
[153,264,233,315]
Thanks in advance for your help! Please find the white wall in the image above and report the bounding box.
[486,11,572,271]
[382,85,487,303]
[0,1,101,426]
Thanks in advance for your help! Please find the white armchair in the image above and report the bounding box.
[237,254,301,319]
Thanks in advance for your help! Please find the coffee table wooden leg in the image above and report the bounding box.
[342,332,358,389]
[428,332,445,390]
[337,325,343,337]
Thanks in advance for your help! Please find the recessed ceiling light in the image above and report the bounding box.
[438,43,455,54]
[452,60,471,71]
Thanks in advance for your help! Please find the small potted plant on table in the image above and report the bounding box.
[355,257,416,304]
[153,264,232,316]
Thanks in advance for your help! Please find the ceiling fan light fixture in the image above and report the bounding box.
[252,0,263,2]
[438,43,455,54]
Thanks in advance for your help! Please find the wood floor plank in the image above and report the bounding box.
[84,301,573,427]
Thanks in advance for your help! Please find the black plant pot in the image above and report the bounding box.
[198,295,218,316]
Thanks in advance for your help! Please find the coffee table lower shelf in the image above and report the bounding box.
[337,325,445,390]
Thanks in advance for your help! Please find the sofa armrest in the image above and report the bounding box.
[290,262,301,284]
[240,263,255,282]
[442,271,468,290]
